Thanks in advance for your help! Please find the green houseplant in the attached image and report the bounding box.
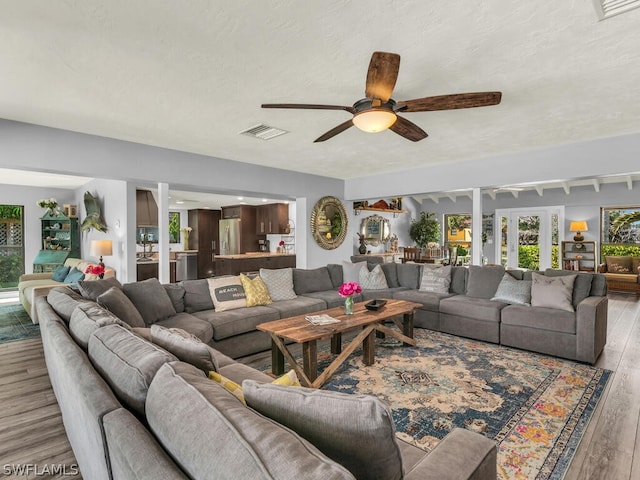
[409,212,440,249]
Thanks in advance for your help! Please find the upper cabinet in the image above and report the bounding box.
[256,203,289,234]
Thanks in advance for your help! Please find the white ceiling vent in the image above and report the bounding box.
[239,124,288,140]
[593,0,640,19]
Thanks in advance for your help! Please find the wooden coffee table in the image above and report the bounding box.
[257,299,422,388]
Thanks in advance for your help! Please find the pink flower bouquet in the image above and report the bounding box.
[338,281,362,298]
[85,264,105,276]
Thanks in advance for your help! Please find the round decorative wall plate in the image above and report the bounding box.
[310,196,348,250]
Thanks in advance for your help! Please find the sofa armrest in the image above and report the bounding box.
[404,428,496,480]
[576,296,608,364]
[19,272,54,283]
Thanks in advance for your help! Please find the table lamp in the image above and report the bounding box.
[569,221,588,242]
[90,239,113,278]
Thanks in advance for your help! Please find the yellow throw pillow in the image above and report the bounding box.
[209,369,300,405]
[240,274,273,307]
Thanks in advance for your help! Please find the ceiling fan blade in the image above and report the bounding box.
[389,115,428,142]
[314,119,354,143]
[397,92,502,112]
[262,103,355,114]
[365,52,401,102]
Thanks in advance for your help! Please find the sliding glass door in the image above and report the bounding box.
[495,206,562,270]
[0,205,25,290]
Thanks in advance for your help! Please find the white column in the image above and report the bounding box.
[471,188,483,265]
[157,183,170,283]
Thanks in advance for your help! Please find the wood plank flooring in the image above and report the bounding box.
[0,294,638,479]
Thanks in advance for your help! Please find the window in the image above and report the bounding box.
[169,212,180,243]
[601,206,640,259]
[0,205,24,289]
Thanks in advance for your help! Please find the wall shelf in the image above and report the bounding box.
[561,240,597,273]
[353,207,407,218]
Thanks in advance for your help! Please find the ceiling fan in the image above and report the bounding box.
[262,51,502,143]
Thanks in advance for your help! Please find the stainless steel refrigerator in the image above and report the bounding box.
[219,218,241,255]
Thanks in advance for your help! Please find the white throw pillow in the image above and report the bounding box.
[358,264,388,290]
[343,261,366,284]
[530,272,576,312]
[259,268,297,301]
[207,276,247,312]
[419,265,452,294]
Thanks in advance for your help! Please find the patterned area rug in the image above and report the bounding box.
[0,303,40,344]
[279,329,611,480]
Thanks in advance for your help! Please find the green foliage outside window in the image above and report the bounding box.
[518,245,559,271]
[169,212,180,243]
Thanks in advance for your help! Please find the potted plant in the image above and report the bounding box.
[409,212,440,250]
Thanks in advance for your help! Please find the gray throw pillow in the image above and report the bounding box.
[466,265,505,299]
[259,268,297,301]
[97,286,146,328]
[180,279,214,313]
[342,261,365,284]
[163,283,186,313]
[419,265,452,293]
[491,273,531,305]
[242,380,403,480]
[78,276,123,301]
[326,264,344,288]
[358,264,388,290]
[150,324,218,374]
[396,263,421,289]
[380,263,399,288]
[531,272,576,312]
[123,278,177,325]
[292,267,334,295]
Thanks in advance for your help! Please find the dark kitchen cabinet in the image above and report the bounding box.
[188,209,221,278]
[137,262,176,283]
[214,255,296,276]
[256,203,289,234]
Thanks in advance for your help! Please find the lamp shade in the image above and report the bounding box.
[352,109,397,133]
[569,221,588,232]
[90,239,113,257]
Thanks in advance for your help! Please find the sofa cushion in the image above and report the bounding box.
[439,296,507,323]
[180,279,214,313]
[501,305,576,334]
[207,276,247,312]
[97,286,146,328]
[342,261,365,284]
[359,264,388,290]
[491,273,532,306]
[163,283,185,313]
[123,278,177,325]
[78,276,122,301]
[63,267,85,284]
[51,265,70,282]
[217,362,274,385]
[265,296,327,317]
[361,287,408,301]
[69,303,132,350]
[243,380,403,480]
[419,265,451,294]
[605,255,633,273]
[146,362,355,480]
[240,273,273,307]
[193,306,280,341]
[259,267,297,301]
[531,272,576,312]
[396,263,422,289]
[293,267,334,295]
[155,312,214,344]
[544,269,593,308]
[379,263,399,288]
[150,324,218,374]
[326,264,344,288]
[303,291,362,309]
[393,289,453,312]
[450,266,468,295]
[88,324,177,415]
[47,286,90,323]
[466,265,505,299]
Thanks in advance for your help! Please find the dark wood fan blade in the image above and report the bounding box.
[397,92,502,112]
[262,103,355,114]
[389,115,428,142]
[365,52,401,102]
[314,119,354,143]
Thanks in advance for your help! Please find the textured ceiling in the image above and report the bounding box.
[1,1,639,180]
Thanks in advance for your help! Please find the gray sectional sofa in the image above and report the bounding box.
[37,289,497,480]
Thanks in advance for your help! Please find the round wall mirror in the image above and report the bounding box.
[360,215,391,246]
[310,196,348,250]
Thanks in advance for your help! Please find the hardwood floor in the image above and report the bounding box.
[0,294,638,479]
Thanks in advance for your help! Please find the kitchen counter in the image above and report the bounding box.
[215,252,295,260]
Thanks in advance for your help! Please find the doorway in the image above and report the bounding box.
[0,205,25,291]
[495,206,563,270]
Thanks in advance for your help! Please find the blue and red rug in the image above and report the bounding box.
[315,329,610,480]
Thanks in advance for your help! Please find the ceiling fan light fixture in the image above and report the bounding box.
[352,108,397,133]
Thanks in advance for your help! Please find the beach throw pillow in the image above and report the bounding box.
[207,276,246,312]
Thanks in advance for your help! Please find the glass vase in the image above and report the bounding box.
[344,295,354,315]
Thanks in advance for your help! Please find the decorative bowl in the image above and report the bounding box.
[365,299,387,311]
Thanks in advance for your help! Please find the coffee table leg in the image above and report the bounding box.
[271,338,285,376]
[303,340,318,383]
[363,327,375,366]
[331,332,342,354]
[402,312,414,347]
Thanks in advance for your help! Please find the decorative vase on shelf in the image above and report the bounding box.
[183,235,189,251]
[358,242,367,254]
[344,296,354,315]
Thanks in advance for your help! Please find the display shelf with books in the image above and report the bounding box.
[561,241,596,273]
